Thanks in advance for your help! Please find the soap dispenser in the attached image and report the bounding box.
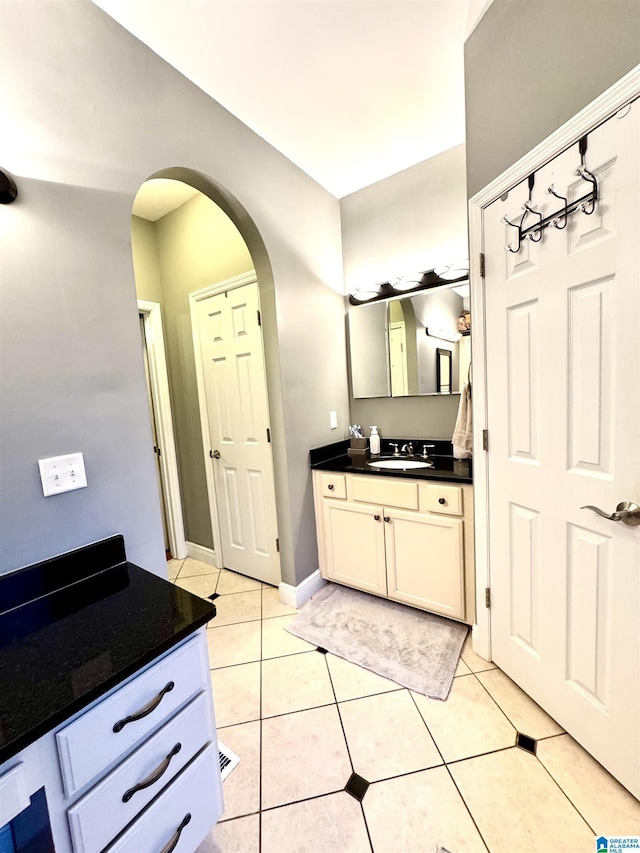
[369,426,380,456]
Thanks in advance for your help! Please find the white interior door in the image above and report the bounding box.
[389,322,408,396]
[194,280,280,585]
[484,102,639,797]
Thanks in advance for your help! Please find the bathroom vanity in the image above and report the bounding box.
[311,440,475,624]
[0,536,222,853]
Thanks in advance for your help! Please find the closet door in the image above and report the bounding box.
[484,103,640,797]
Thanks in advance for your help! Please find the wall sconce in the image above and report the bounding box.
[349,259,469,306]
[0,169,18,204]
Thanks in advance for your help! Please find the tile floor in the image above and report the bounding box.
[169,557,640,853]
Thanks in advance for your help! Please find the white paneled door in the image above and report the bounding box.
[484,103,639,796]
[194,280,280,585]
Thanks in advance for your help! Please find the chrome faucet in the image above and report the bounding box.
[421,443,435,459]
[401,443,414,456]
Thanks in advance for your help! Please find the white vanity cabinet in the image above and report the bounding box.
[314,470,475,624]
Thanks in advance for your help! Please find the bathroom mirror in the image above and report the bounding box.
[347,282,471,398]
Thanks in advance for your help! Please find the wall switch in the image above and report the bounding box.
[38,453,87,497]
[329,411,338,430]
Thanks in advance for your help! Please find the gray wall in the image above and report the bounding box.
[0,0,348,583]
[132,217,163,304]
[341,144,468,439]
[465,0,640,197]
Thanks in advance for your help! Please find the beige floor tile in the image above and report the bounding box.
[326,653,401,702]
[180,557,219,578]
[339,690,442,782]
[262,792,370,853]
[207,620,262,669]
[261,586,297,619]
[364,765,486,853]
[262,651,335,717]
[460,634,497,672]
[167,558,183,580]
[175,573,220,600]
[217,721,261,822]
[455,656,471,676]
[450,747,594,853]
[476,668,564,738]
[216,570,263,595]
[412,673,516,762]
[213,590,262,627]
[537,734,640,835]
[261,705,352,809]
[210,663,261,727]
[196,814,259,853]
[261,614,315,659]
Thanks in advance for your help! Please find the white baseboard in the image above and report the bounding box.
[279,569,326,609]
[185,542,217,566]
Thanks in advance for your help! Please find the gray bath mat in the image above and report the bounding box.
[287,583,468,700]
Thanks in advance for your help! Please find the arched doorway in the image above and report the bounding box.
[131,170,282,585]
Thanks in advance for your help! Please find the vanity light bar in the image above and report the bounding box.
[425,327,462,343]
[348,266,469,306]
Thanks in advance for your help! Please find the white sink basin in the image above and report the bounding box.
[368,458,433,470]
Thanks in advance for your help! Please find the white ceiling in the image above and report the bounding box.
[95,0,490,210]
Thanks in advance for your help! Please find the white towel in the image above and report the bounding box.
[452,382,472,459]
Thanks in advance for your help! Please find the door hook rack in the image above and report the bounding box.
[504,135,599,252]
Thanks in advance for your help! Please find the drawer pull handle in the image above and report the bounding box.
[327,483,335,490]
[159,813,191,853]
[439,498,446,505]
[122,742,182,802]
[112,681,175,733]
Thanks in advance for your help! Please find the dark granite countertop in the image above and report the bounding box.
[310,439,472,485]
[0,536,216,766]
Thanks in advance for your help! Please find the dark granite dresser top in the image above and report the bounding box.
[310,439,473,485]
[0,536,216,765]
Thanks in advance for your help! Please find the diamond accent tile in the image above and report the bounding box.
[344,772,370,802]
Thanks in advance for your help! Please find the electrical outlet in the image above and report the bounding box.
[38,453,87,497]
[329,411,338,430]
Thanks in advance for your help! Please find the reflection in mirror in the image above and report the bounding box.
[436,348,452,393]
[348,282,471,398]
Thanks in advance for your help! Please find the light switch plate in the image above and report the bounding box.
[329,411,338,430]
[38,453,87,497]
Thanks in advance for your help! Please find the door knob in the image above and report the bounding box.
[581,501,640,526]
[210,449,221,459]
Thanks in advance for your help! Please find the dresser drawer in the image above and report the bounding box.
[351,476,419,510]
[320,473,346,499]
[420,483,463,515]
[57,635,209,796]
[67,693,213,853]
[106,743,223,853]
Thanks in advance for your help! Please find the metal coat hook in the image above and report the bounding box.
[547,184,568,229]
[576,166,598,214]
[576,135,598,214]
[504,137,599,253]
[503,211,524,253]
[522,200,543,241]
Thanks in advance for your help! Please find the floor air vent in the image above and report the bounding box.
[218,741,240,781]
